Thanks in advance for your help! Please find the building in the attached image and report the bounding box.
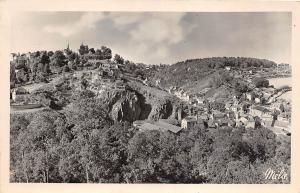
[12,87,29,102]
[245,121,255,129]
[155,120,183,134]
[230,105,240,112]
[225,66,231,71]
[239,117,248,125]
[249,106,272,118]
[211,111,226,120]
[226,111,238,120]
[138,121,183,134]
[208,119,216,128]
[246,93,254,101]
[133,120,145,127]
[271,102,284,112]
[225,103,232,110]
[181,116,197,129]
[139,123,163,132]
[254,97,261,104]
[215,118,229,127]
[196,98,205,105]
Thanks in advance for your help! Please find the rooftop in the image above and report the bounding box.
[14,87,29,95]
[251,106,271,113]
[139,121,183,134]
[155,120,182,134]
[183,116,197,122]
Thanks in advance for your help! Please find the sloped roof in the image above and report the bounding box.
[252,106,270,113]
[14,87,29,95]
[140,123,162,132]
[155,121,182,134]
[183,116,197,122]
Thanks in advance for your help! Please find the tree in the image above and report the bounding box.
[48,51,54,57]
[78,44,89,55]
[253,77,269,88]
[41,53,50,65]
[10,63,17,86]
[50,51,66,67]
[10,111,66,182]
[50,51,66,73]
[113,54,124,64]
[101,46,112,60]
[95,49,102,56]
[80,78,88,90]
[89,48,95,54]
[61,96,111,182]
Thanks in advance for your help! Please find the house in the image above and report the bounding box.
[230,105,240,112]
[181,116,197,129]
[239,117,248,125]
[133,120,145,127]
[254,97,261,104]
[196,98,205,104]
[225,103,232,110]
[208,119,216,128]
[246,93,254,101]
[215,118,229,127]
[139,123,164,132]
[249,106,272,118]
[211,111,226,120]
[12,87,29,102]
[155,120,183,134]
[271,102,284,112]
[245,121,255,129]
[198,114,209,122]
[227,111,237,120]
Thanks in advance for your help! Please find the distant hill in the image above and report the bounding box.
[152,57,277,89]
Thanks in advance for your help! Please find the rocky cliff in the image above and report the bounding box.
[101,83,185,123]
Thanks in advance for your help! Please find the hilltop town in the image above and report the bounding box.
[10,44,292,183]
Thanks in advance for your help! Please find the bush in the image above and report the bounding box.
[253,77,269,88]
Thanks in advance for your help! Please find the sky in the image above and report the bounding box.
[10,12,291,64]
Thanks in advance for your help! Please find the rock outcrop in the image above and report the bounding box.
[101,84,185,123]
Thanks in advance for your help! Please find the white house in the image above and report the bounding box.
[254,98,261,104]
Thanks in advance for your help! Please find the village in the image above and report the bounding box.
[132,65,292,136]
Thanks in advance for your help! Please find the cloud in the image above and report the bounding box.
[130,13,185,44]
[43,13,106,37]
[109,13,142,27]
[113,13,187,63]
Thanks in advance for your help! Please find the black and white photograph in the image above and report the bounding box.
[6,10,293,184]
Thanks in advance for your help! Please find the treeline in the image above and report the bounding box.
[154,57,277,88]
[10,90,290,183]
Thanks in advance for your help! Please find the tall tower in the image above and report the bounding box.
[66,42,70,51]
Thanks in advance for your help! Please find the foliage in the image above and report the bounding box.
[253,77,269,88]
[113,54,124,64]
[154,57,276,89]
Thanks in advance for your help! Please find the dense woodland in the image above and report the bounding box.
[154,57,276,88]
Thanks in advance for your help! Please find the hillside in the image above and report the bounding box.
[153,57,277,88]
[10,47,290,184]
[151,57,277,99]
